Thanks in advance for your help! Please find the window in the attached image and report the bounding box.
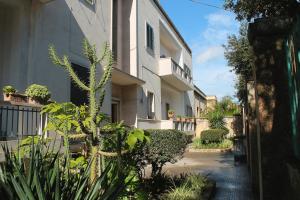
[71,64,89,106]
[146,23,154,51]
[184,64,191,79]
[147,92,155,119]
[186,105,193,117]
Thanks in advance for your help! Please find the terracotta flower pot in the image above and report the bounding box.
[3,93,27,103]
[176,117,181,122]
[28,97,41,105]
[181,117,186,122]
[3,93,13,101]
[168,112,175,119]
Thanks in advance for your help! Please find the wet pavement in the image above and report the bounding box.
[164,152,255,200]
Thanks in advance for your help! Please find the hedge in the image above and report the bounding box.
[200,129,228,143]
[140,129,188,177]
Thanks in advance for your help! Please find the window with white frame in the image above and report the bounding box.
[147,91,155,119]
[146,23,154,51]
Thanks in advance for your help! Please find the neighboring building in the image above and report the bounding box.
[206,95,217,110]
[194,85,206,118]
[111,0,194,129]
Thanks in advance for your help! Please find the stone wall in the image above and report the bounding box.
[195,115,242,138]
[248,16,300,200]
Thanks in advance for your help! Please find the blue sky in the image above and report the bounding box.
[160,0,240,99]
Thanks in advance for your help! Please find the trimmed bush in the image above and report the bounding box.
[200,129,227,143]
[2,85,16,94]
[141,129,188,177]
[25,84,51,102]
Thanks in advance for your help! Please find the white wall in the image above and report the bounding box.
[161,80,184,119]
[0,0,112,114]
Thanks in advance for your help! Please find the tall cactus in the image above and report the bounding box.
[48,39,113,181]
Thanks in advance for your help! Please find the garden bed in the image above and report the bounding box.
[189,138,233,153]
[136,173,215,200]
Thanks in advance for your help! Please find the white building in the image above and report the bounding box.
[111,0,194,129]
[0,0,195,135]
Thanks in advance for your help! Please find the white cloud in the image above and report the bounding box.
[202,11,238,44]
[206,12,234,28]
[191,11,239,99]
[195,46,224,64]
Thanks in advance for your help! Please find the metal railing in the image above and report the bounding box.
[0,105,46,140]
[171,59,192,84]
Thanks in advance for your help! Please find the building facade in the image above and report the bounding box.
[0,0,195,132]
[0,0,112,114]
[111,0,194,129]
[194,85,206,117]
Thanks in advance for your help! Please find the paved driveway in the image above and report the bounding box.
[163,152,255,200]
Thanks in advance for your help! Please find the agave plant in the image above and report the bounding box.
[0,139,131,200]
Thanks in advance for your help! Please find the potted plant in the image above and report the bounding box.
[168,110,175,119]
[3,86,17,101]
[176,115,181,122]
[181,116,186,122]
[25,84,51,105]
[191,117,196,123]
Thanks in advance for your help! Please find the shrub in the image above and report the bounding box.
[192,138,233,149]
[200,129,227,143]
[140,129,188,177]
[25,84,51,102]
[2,86,16,94]
[207,110,226,129]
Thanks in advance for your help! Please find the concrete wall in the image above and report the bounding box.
[195,116,242,138]
[137,118,173,129]
[112,83,138,127]
[0,0,112,114]
[161,80,184,119]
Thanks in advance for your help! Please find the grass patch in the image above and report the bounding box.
[192,138,233,149]
[162,174,208,200]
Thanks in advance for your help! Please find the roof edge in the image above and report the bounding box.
[153,0,192,55]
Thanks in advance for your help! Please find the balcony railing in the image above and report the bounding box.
[170,59,192,84]
[159,58,193,91]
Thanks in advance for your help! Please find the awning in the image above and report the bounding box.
[112,67,145,86]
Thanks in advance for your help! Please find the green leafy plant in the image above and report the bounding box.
[207,110,226,129]
[25,84,51,103]
[2,86,16,94]
[136,129,188,177]
[42,101,149,182]
[168,110,175,115]
[0,139,131,200]
[49,40,114,180]
[163,174,208,200]
[201,129,228,144]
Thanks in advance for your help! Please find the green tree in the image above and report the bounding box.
[224,0,300,21]
[223,23,254,104]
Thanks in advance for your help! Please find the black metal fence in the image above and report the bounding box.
[0,105,45,140]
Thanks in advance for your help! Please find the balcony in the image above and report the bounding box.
[159,58,193,91]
